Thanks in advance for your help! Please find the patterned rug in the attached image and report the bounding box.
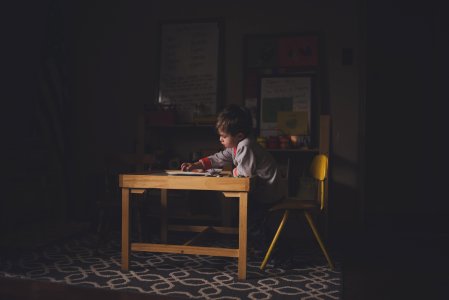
[0,231,341,299]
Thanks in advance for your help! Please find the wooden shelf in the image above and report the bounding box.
[267,148,319,152]
[146,124,215,128]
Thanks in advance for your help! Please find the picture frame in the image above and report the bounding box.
[246,34,319,69]
[157,19,224,123]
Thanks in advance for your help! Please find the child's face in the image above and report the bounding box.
[218,130,243,148]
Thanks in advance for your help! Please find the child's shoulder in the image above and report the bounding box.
[238,137,254,148]
[238,137,266,151]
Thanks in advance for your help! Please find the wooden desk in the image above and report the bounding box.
[119,171,251,280]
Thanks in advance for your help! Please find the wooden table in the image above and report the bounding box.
[119,171,251,280]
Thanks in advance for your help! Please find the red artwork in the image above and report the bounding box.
[278,36,318,67]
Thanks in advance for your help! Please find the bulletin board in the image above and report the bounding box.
[157,20,223,123]
[258,75,313,137]
[243,33,320,131]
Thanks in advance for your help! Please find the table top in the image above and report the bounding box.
[119,170,251,192]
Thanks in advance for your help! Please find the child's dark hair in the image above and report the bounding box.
[216,104,253,137]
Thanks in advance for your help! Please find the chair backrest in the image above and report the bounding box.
[310,154,328,210]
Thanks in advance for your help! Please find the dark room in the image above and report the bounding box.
[2,0,448,299]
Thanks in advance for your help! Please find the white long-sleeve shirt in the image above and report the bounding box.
[199,137,283,204]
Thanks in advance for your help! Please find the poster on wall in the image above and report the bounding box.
[277,36,319,67]
[158,21,221,123]
[259,75,312,137]
[246,35,319,68]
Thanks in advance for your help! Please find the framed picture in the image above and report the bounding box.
[246,34,319,68]
[157,20,223,123]
[258,75,314,137]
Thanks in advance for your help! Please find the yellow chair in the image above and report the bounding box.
[260,154,334,270]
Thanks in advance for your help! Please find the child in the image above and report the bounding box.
[180,104,284,254]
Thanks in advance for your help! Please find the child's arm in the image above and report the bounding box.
[203,148,233,169]
[182,148,233,171]
[180,161,204,172]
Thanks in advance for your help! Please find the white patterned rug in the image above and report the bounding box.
[0,232,341,299]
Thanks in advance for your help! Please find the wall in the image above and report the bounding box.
[365,2,449,236]
[4,1,363,243]
[3,0,70,241]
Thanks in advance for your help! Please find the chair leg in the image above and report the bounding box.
[260,210,289,270]
[304,211,334,269]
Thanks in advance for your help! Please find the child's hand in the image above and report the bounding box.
[180,162,193,171]
[180,161,204,171]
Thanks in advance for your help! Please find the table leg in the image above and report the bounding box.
[161,189,168,243]
[238,192,248,280]
[121,188,130,271]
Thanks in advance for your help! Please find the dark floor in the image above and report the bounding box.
[342,233,449,300]
[1,228,448,300]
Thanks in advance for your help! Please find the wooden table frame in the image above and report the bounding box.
[119,172,251,280]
